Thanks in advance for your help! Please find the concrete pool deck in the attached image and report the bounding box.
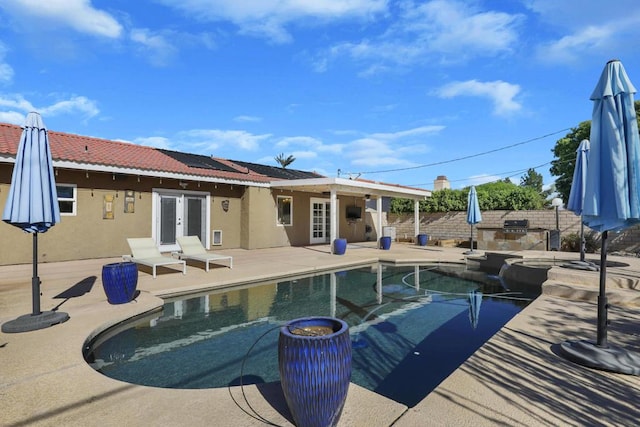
[2,243,640,426]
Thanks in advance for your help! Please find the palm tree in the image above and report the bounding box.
[275,153,296,168]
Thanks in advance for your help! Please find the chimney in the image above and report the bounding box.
[433,175,450,191]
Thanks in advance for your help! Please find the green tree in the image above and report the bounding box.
[549,120,590,203]
[550,100,640,203]
[390,180,546,213]
[275,153,296,168]
[422,188,467,212]
[520,168,543,193]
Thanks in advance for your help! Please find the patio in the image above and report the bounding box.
[2,243,640,426]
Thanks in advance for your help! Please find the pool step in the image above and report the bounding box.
[544,265,640,307]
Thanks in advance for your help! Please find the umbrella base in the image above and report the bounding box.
[560,340,640,375]
[1,311,69,333]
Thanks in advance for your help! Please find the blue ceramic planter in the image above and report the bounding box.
[417,234,428,246]
[333,238,347,255]
[278,317,352,427]
[380,236,392,250]
[101,262,138,304]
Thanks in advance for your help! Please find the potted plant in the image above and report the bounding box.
[278,316,352,427]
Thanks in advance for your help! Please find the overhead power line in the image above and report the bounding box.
[345,127,572,176]
[408,161,552,188]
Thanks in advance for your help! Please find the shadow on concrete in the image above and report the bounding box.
[440,298,640,425]
[52,276,96,310]
[227,380,293,426]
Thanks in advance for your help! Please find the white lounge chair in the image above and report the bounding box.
[174,235,233,271]
[124,238,187,278]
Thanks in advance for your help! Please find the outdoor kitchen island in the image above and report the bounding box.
[477,220,550,251]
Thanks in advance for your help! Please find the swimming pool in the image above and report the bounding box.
[85,263,539,407]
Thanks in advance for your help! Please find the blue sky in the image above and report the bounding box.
[1,1,639,192]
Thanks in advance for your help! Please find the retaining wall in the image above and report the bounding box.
[386,210,640,254]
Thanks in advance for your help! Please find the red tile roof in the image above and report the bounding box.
[0,122,275,184]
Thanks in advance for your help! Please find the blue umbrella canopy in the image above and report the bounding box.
[466,186,482,225]
[566,139,590,215]
[567,139,591,263]
[582,60,640,232]
[2,112,61,232]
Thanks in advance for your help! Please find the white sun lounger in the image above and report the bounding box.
[173,235,233,271]
[123,238,187,278]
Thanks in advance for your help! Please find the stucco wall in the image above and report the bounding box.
[0,167,246,265]
[240,187,368,249]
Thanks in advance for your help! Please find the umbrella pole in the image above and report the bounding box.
[596,231,608,347]
[32,233,42,316]
[580,216,586,262]
[470,224,474,252]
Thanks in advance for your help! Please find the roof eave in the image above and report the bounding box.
[269,177,430,200]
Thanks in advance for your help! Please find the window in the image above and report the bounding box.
[277,195,293,226]
[56,184,77,216]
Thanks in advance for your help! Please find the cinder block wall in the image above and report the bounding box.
[386,210,640,254]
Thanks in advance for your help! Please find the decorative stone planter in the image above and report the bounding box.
[417,234,428,246]
[101,262,138,304]
[278,316,352,427]
[380,236,392,250]
[333,238,347,255]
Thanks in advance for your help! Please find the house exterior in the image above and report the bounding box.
[0,122,431,266]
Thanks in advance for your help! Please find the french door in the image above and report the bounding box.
[154,191,208,252]
[310,198,333,244]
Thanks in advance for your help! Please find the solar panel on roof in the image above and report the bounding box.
[158,149,240,173]
[231,160,322,180]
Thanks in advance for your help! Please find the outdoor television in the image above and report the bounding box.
[346,205,362,220]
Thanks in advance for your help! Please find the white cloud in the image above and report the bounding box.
[275,135,344,155]
[525,1,640,63]
[0,43,14,84]
[369,125,446,140]
[0,94,35,112]
[132,136,172,149]
[130,28,178,67]
[276,136,322,147]
[344,125,442,168]
[523,0,640,28]
[436,79,522,116]
[539,26,612,64]
[0,110,26,124]
[316,0,522,73]
[179,129,271,151]
[234,115,262,122]
[40,96,99,119]
[0,93,99,124]
[290,150,317,160]
[0,0,123,38]
[155,0,387,43]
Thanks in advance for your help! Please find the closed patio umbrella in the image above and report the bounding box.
[560,60,640,374]
[464,186,482,254]
[468,289,482,330]
[1,112,69,333]
[566,139,590,263]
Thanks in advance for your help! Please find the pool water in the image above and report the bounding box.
[85,263,538,407]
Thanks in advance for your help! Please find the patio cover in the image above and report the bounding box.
[270,177,431,248]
